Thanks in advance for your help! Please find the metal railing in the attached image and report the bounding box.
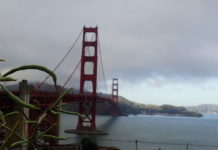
[96,138,218,150]
[6,138,218,150]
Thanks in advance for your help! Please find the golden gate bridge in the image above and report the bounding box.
[0,26,120,145]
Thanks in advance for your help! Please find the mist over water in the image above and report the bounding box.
[60,114,218,150]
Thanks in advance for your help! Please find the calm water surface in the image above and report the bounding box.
[59,114,218,150]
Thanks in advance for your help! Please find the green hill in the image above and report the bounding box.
[64,96,203,117]
[116,97,202,117]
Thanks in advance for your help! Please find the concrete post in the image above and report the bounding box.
[4,80,30,149]
[19,80,30,150]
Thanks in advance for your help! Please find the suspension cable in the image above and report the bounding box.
[62,60,81,89]
[36,29,83,89]
[98,35,109,94]
[62,32,95,90]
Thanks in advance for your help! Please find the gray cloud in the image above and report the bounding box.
[1,0,218,85]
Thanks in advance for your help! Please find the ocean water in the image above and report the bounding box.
[59,114,218,150]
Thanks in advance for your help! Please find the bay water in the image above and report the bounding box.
[59,114,218,150]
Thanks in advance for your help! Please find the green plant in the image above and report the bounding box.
[0,62,82,150]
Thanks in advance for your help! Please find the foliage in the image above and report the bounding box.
[0,63,82,150]
[160,105,186,114]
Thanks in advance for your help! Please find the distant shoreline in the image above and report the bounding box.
[135,113,203,117]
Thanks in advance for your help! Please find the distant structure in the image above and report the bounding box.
[112,78,118,104]
[111,78,120,115]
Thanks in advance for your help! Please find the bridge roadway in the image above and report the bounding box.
[0,90,116,109]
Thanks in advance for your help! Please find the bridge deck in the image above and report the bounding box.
[0,90,114,106]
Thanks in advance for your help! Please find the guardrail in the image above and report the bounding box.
[7,138,218,150]
[96,138,218,150]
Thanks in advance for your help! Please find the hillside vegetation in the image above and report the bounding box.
[112,96,202,117]
[64,96,203,117]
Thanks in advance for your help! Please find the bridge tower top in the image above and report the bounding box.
[80,26,98,95]
[112,78,118,104]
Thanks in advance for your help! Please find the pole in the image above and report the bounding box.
[186,143,189,150]
[135,140,138,150]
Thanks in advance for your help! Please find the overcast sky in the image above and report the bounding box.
[1,0,218,106]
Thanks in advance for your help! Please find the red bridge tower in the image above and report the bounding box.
[111,78,119,115]
[77,26,98,130]
[112,78,118,104]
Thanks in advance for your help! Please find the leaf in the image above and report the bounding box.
[10,139,28,148]
[49,88,73,109]
[0,111,6,126]
[0,76,17,82]
[27,121,38,124]
[57,103,67,107]
[56,109,85,118]
[4,111,20,118]
[0,84,39,110]
[37,113,46,125]
[3,120,20,147]
[41,134,67,140]
[37,123,57,138]
[50,110,60,115]
[3,126,23,140]
[2,65,57,87]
